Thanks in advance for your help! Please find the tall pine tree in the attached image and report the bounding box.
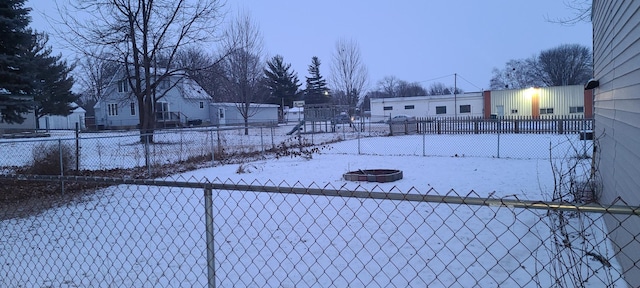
[0,0,33,123]
[304,56,330,104]
[28,32,77,125]
[264,55,301,109]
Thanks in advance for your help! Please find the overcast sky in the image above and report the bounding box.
[27,0,592,93]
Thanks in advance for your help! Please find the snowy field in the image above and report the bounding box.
[0,128,627,287]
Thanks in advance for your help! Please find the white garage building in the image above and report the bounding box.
[370,92,484,122]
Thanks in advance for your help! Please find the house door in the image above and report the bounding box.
[496,105,504,118]
[218,108,226,125]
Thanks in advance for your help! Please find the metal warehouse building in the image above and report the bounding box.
[370,85,593,121]
[483,85,593,119]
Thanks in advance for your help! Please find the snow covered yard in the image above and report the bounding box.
[0,130,627,287]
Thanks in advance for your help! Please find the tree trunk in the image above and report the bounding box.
[244,117,249,135]
[139,95,155,143]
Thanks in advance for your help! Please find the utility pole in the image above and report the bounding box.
[454,73,457,119]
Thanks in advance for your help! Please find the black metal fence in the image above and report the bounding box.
[412,116,593,135]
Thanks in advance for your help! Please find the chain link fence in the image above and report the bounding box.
[0,122,593,175]
[0,175,636,287]
[2,120,628,287]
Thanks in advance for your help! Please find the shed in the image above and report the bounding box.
[38,103,86,130]
[286,107,304,122]
[210,103,278,126]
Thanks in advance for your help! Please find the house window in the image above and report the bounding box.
[108,103,118,116]
[540,108,554,114]
[130,102,136,116]
[404,105,415,110]
[383,106,393,111]
[199,101,204,109]
[459,105,471,113]
[436,106,446,114]
[511,109,518,114]
[117,80,129,93]
[569,106,584,113]
[158,78,170,89]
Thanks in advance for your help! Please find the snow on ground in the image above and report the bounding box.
[0,130,626,287]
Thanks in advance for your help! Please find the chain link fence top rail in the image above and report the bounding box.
[0,175,636,287]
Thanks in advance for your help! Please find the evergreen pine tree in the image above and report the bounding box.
[304,56,330,104]
[264,55,301,108]
[28,32,77,124]
[0,0,34,123]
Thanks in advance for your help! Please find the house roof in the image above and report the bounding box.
[212,102,279,108]
[70,102,86,113]
[180,78,212,100]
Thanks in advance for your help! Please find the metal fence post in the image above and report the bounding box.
[260,127,264,153]
[217,129,222,157]
[204,187,216,288]
[75,122,80,171]
[582,117,587,156]
[145,134,151,176]
[342,124,346,139]
[271,125,275,150]
[210,129,215,166]
[497,119,501,158]
[423,132,426,157]
[357,127,361,155]
[58,139,65,195]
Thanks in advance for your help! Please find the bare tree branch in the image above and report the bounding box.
[58,0,225,142]
[220,11,265,134]
[330,38,368,114]
[546,0,591,25]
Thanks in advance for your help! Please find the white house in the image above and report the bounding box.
[94,74,213,129]
[38,103,86,130]
[592,1,640,285]
[210,103,278,126]
[370,92,484,122]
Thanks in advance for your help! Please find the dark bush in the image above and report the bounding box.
[28,142,77,175]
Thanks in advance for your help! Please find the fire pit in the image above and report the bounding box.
[343,169,403,183]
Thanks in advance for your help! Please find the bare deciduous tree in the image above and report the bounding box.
[490,44,591,90]
[75,49,120,115]
[330,38,368,115]
[175,47,225,102]
[220,12,265,135]
[490,57,543,90]
[396,80,426,96]
[60,0,225,142]
[538,44,592,87]
[377,76,399,98]
[427,82,462,96]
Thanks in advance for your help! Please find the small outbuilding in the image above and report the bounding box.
[38,103,86,130]
[286,107,304,123]
[210,103,278,126]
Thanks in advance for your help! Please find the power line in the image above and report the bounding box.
[417,74,454,83]
[456,74,483,91]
